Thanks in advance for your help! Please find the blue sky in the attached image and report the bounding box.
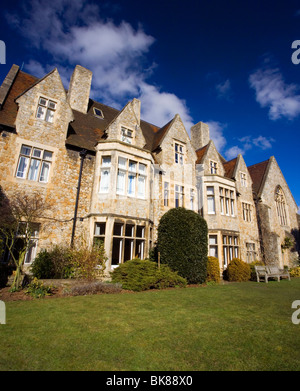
[0,0,300,210]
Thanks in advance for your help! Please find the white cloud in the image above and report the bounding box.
[8,0,193,130]
[139,83,193,129]
[205,121,227,151]
[249,67,300,120]
[224,134,274,160]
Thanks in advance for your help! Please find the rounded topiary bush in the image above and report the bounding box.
[110,258,187,292]
[227,258,251,282]
[206,256,220,283]
[157,207,208,284]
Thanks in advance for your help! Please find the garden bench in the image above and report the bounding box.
[255,266,290,283]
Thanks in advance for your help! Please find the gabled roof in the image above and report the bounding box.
[223,157,238,179]
[195,144,209,164]
[0,68,38,128]
[247,159,270,196]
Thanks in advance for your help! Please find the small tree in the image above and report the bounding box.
[0,188,52,291]
[157,207,208,284]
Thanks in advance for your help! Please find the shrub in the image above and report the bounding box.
[157,207,208,284]
[227,258,251,282]
[30,249,55,279]
[206,256,220,283]
[25,277,54,298]
[66,281,122,296]
[71,241,106,281]
[31,245,74,279]
[110,258,187,292]
[31,241,107,280]
[290,266,300,277]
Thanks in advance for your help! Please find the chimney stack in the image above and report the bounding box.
[190,121,210,150]
[67,65,92,114]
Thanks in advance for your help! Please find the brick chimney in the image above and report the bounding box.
[190,121,210,151]
[67,65,92,114]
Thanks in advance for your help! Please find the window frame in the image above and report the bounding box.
[16,144,53,183]
[174,142,184,165]
[207,186,215,214]
[36,97,57,123]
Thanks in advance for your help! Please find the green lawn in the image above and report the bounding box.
[1,279,300,371]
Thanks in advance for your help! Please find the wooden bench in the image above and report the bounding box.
[255,266,291,283]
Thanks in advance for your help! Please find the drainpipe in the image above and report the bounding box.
[71,149,87,247]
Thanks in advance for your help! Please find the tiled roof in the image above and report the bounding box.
[247,159,270,195]
[0,66,171,153]
[223,157,237,179]
[195,144,209,164]
[0,70,38,128]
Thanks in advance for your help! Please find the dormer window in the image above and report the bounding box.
[93,107,104,118]
[175,142,184,165]
[210,160,218,174]
[36,97,56,123]
[121,127,133,144]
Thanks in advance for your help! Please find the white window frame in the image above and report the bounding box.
[99,156,111,193]
[174,142,184,165]
[16,145,53,183]
[210,160,218,174]
[116,157,147,199]
[36,97,57,123]
[93,107,104,118]
[207,186,215,214]
[121,126,134,144]
[175,184,184,208]
[209,235,218,258]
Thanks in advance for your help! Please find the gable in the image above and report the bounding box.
[201,140,225,176]
[0,68,38,129]
[103,99,147,149]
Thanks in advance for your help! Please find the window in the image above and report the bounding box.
[223,235,239,267]
[209,235,218,258]
[16,145,53,183]
[210,160,218,174]
[190,189,195,210]
[111,222,145,266]
[175,142,184,165]
[175,185,184,208]
[94,222,106,246]
[275,186,287,226]
[242,202,252,222]
[116,157,147,198]
[121,127,133,144]
[15,222,40,264]
[241,172,247,187]
[36,97,56,123]
[99,156,111,193]
[93,107,104,118]
[219,187,235,216]
[164,182,169,207]
[207,186,215,214]
[246,243,256,263]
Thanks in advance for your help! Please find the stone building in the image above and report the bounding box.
[0,64,298,273]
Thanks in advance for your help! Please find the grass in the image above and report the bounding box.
[1,279,300,371]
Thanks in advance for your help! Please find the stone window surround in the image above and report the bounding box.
[120,125,134,144]
[98,153,148,199]
[35,96,57,123]
[14,140,55,184]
